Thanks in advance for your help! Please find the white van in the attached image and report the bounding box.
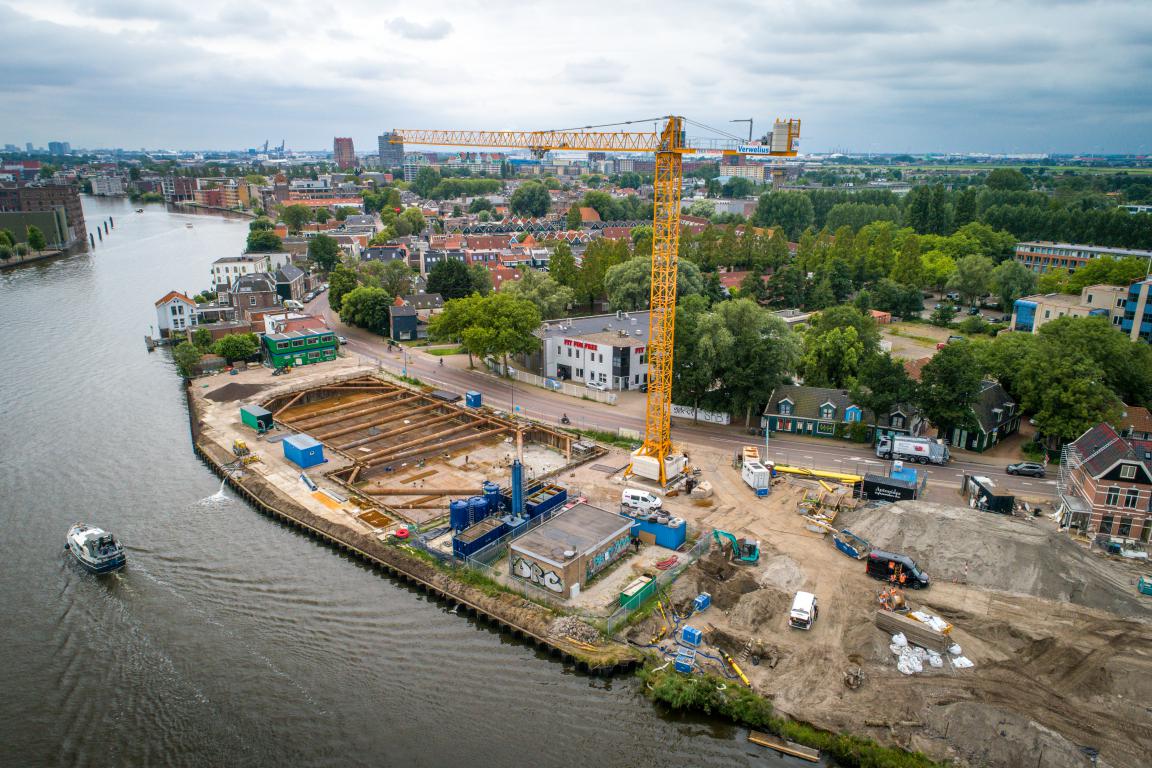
[621,488,661,513]
[283,299,304,311]
[788,591,818,630]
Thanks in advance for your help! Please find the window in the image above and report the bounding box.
[891,414,905,429]
[277,341,290,351]
[1100,515,1114,535]
[779,401,793,416]
[321,336,334,344]
[307,337,318,345]
[1118,517,1133,537]
[557,345,561,355]
[576,368,583,377]
[820,405,835,419]
[249,297,257,307]
[308,351,320,360]
[1124,489,1140,509]
[567,348,572,357]
[1105,487,1120,506]
[291,339,305,348]
[1120,464,1137,480]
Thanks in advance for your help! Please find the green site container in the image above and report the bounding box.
[240,404,274,432]
[1139,575,1152,596]
[620,575,656,610]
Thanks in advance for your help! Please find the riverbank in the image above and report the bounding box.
[186,371,640,674]
[170,201,258,218]
[0,247,69,269]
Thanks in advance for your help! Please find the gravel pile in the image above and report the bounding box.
[549,616,601,644]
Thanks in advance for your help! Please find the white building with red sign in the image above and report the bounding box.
[535,311,651,391]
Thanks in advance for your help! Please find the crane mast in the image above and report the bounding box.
[391,115,799,486]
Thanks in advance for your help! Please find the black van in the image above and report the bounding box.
[865,550,930,589]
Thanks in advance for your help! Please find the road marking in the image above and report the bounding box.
[1021,482,1033,486]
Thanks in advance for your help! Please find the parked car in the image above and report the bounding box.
[947,335,966,343]
[1001,314,1012,323]
[967,306,980,316]
[1007,461,1046,477]
[946,292,961,301]
[586,380,607,391]
[337,335,348,345]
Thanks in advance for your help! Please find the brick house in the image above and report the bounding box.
[761,385,923,442]
[1058,423,1152,543]
[229,273,282,321]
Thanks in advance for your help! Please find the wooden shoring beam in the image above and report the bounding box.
[320,402,446,443]
[282,393,393,424]
[348,465,362,485]
[366,425,508,467]
[363,420,487,464]
[272,390,307,418]
[337,410,459,450]
[293,394,419,431]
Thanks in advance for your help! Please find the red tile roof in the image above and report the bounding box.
[1119,406,1152,435]
[579,207,601,223]
[903,357,930,382]
[155,290,196,307]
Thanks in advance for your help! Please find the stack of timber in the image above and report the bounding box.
[873,609,950,652]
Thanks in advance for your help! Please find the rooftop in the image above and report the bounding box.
[1016,292,1087,308]
[511,503,633,563]
[1016,241,1152,257]
[538,311,651,341]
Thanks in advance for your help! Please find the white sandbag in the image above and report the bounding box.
[891,632,907,647]
[909,646,928,661]
[948,643,962,656]
[927,651,944,668]
[889,644,905,656]
[897,651,923,675]
[952,656,974,669]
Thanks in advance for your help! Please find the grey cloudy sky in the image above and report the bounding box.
[2,0,1150,153]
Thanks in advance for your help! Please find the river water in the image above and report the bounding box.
[0,197,784,767]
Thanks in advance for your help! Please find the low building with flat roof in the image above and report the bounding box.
[535,311,650,391]
[1012,284,1129,333]
[508,502,634,599]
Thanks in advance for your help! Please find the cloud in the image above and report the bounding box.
[388,17,452,41]
[563,58,625,85]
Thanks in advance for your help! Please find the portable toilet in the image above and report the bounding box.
[283,434,325,468]
[465,391,482,408]
[240,404,274,432]
[680,625,703,647]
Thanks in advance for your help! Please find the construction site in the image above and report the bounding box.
[566,441,1152,768]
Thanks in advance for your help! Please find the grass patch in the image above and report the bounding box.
[426,346,465,356]
[572,428,640,450]
[387,372,425,387]
[886,328,941,346]
[640,664,942,768]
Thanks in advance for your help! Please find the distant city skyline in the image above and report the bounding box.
[1,0,1150,154]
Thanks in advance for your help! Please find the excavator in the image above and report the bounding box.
[712,529,760,564]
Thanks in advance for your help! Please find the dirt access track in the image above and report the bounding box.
[632,494,1152,768]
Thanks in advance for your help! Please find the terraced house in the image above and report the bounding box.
[761,386,922,442]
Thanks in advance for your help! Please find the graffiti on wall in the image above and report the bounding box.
[512,557,564,593]
[586,536,630,579]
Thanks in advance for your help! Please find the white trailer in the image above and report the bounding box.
[742,460,772,496]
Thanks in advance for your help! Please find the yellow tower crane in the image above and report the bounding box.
[391,116,800,484]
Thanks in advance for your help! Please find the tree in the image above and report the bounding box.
[870,278,923,318]
[808,306,881,356]
[754,192,814,240]
[852,353,918,421]
[985,168,1030,192]
[281,204,313,233]
[191,328,213,351]
[376,260,412,297]
[0,245,12,261]
[890,234,923,287]
[213,333,260,363]
[574,238,629,308]
[314,208,331,224]
[248,217,274,232]
[25,225,46,252]
[328,264,359,312]
[501,268,574,319]
[432,293,541,373]
[412,166,441,198]
[468,197,494,214]
[171,341,203,379]
[549,242,577,288]
[603,257,704,311]
[339,286,391,331]
[929,303,956,326]
[802,325,864,388]
[429,295,483,366]
[401,207,426,233]
[720,300,802,424]
[246,230,283,253]
[1034,316,1152,407]
[509,182,550,217]
[307,234,341,271]
[566,205,582,229]
[469,264,493,296]
[946,254,994,306]
[921,249,956,292]
[427,259,475,300]
[917,343,983,434]
[1017,348,1121,444]
[990,260,1036,311]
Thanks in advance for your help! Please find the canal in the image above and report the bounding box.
[0,197,789,767]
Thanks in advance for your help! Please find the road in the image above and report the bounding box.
[307,291,1054,500]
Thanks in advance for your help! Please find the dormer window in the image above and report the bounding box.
[1120,464,1137,480]
[845,405,861,423]
[819,402,836,420]
[779,399,793,416]
[891,414,905,429]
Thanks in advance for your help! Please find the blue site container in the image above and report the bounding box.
[628,514,687,550]
[451,518,508,559]
[482,481,502,515]
[465,391,482,408]
[681,625,703,647]
[693,593,711,613]
[674,649,696,674]
[450,499,471,531]
[525,485,567,518]
[282,434,324,469]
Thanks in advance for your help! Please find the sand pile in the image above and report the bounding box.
[838,501,1150,615]
[728,587,791,632]
[757,554,806,593]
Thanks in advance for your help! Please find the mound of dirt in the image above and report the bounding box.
[728,587,791,632]
[757,554,806,593]
[204,381,270,402]
[692,551,760,610]
[838,501,1151,615]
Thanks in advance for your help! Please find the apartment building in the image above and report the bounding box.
[333,137,355,169]
[1012,285,1129,333]
[1013,241,1152,274]
[1119,277,1152,343]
